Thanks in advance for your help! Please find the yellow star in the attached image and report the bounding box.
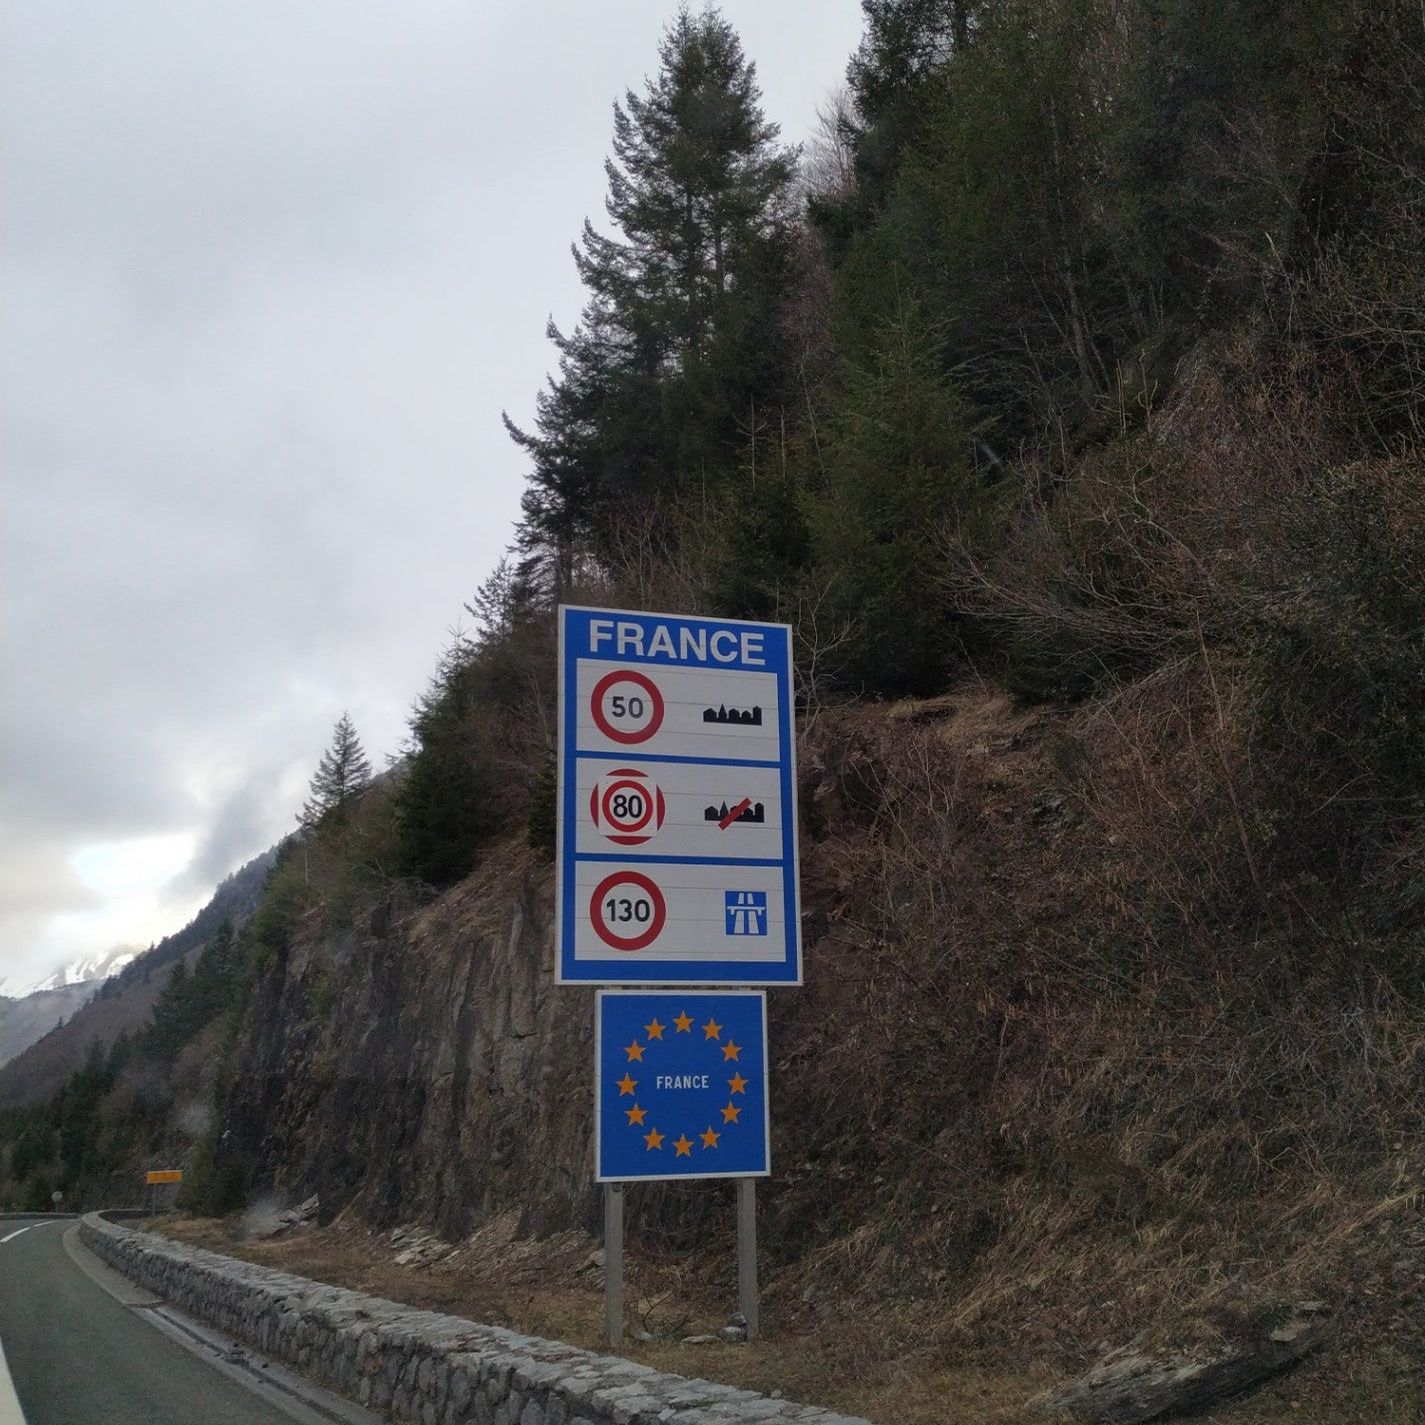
[702,1018,722,1040]
[625,1040,645,1062]
[720,1102,741,1124]
[673,1134,693,1157]
[626,1104,646,1126]
[700,1126,720,1149]
[617,1073,637,1096]
[722,1040,741,1061]
[728,1073,747,1094]
[673,1011,694,1033]
[644,1018,665,1040]
[644,1128,664,1150]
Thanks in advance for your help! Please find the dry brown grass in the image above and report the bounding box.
[149,1207,1418,1424]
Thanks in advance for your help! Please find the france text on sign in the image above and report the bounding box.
[146,1170,183,1184]
[595,990,770,1182]
[556,607,801,984]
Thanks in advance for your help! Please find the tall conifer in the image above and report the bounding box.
[507,6,797,591]
[299,713,372,832]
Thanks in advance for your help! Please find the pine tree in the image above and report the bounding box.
[142,958,194,1061]
[811,297,989,693]
[299,713,372,832]
[394,635,501,886]
[507,6,798,586]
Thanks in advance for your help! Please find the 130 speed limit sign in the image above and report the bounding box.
[589,871,666,951]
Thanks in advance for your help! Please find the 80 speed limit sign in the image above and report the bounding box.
[588,767,665,846]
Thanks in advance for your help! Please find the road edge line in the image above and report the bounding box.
[0,1335,27,1425]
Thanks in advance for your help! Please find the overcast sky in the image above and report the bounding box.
[1,2,864,993]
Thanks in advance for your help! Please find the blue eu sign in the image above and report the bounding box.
[596,990,770,1182]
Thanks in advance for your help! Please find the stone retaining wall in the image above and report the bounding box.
[80,1214,871,1425]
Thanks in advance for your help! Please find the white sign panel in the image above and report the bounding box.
[556,606,800,985]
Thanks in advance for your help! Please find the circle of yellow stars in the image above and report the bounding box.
[616,1009,748,1156]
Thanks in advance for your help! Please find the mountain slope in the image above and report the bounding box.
[186,686,1422,1413]
[0,949,138,1068]
[0,845,278,1106]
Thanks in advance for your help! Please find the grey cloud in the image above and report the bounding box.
[2,0,865,988]
[166,776,290,899]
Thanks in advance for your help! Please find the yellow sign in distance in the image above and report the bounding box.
[146,1170,182,1184]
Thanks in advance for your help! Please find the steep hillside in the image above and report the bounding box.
[0,844,277,1107]
[193,686,1421,1412]
[223,846,589,1237]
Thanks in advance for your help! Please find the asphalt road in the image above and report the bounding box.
[0,1215,362,1425]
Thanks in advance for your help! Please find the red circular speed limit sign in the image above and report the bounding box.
[589,870,666,951]
[589,768,666,845]
[590,669,665,744]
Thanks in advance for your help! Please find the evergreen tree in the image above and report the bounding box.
[190,918,241,1022]
[508,6,799,587]
[142,958,195,1061]
[812,297,989,692]
[394,632,505,886]
[299,713,372,832]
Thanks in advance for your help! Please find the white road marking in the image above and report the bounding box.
[0,1334,27,1425]
[0,1229,31,1245]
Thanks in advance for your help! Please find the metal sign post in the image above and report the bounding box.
[603,1182,624,1346]
[146,1169,182,1214]
[736,1178,758,1339]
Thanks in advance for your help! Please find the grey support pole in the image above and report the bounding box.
[604,1182,624,1346]
[736,1178,759,1340]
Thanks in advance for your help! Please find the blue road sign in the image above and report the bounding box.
[556,606,801,985]
[596,990,770,1182]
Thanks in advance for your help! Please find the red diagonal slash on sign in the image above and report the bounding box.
[718,797,752,830]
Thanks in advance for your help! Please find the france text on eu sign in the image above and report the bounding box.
[556,606,801,984]
[595,990,770,1182]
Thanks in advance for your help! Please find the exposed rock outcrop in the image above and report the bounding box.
[224,848,593,1239]
[1032,1303,1332,1422]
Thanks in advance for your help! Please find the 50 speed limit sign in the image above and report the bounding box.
[590,669,664,744]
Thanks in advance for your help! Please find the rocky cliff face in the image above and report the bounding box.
[225,846,596,1239]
